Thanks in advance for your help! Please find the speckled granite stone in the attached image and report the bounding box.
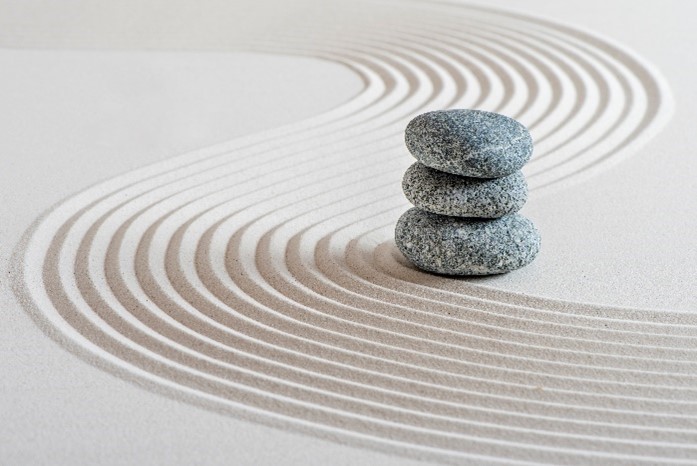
[402,163,527,218]
[405,109,533,178]
[395,208,540,275]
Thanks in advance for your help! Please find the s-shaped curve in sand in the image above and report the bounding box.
[13,0,688,464]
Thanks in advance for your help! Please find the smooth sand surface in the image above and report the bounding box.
[3,0,697,464]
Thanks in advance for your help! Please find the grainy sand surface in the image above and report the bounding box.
[3,0,697,464]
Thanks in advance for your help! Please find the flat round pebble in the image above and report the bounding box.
[405,109,533,178]
[395,208,540,275]
[402,162,528,218]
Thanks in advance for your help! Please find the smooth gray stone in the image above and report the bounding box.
[405,109,533,178]
[395,208,540,275]
[402,162,528,218]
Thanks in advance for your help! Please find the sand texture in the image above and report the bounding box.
[4,0,697,464]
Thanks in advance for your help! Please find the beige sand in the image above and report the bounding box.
[3,0,697,464]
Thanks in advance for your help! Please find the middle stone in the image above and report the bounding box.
[402,162,528,218]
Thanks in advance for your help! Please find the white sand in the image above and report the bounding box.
[3,0,697,464]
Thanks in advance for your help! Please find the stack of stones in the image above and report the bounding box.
[395,109,541,275]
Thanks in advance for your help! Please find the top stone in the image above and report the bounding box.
[405,109,533,178]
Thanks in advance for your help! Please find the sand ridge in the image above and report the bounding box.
[13,1,684,464]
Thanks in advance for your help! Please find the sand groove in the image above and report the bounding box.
[14,1,684,463]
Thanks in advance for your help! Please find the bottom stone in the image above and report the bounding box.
[395,208,541,275]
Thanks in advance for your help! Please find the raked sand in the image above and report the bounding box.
[3,0,697,464]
